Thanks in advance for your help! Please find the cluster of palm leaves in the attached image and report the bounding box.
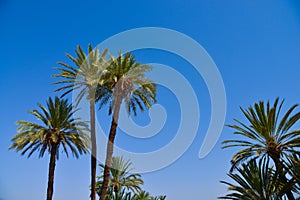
[9,44,161,200]
[103,189,166,200]
[96,156,166,200]
[220,98,300,200]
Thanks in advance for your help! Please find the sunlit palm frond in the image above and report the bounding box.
[54,44,108,103]
[9,96,90,159]
[98,51,156,116]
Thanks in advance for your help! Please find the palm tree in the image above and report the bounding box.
[96,156,144,198]
[150,195,167,200]
[132,191,152,200]
[219,158,290,200]
[223,98,300,199]
[98,189,166,200]
[53,44,108,200]
[98,52,157,200]
[9,97,89,200]
[106,188,132,200]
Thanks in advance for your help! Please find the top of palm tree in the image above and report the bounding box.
[9,96,90,159]
[219,158,290,200]
[97,51,156,116]
[132,190,152,200]
[96,156,144,195]
[223,97,300,171]
[53,44,108,104]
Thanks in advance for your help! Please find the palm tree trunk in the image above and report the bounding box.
[46,143,57,200]
[90,99,97,200]
[273,156,295,200]
[99,97,122,200]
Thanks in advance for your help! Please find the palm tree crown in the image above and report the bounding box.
[9,96,89,158]
[96,156,143,198]
[223,98,300,170]
[98,51,156,116]
[132,191,152,200]
[54,44,108,102]
[219,159,289,200]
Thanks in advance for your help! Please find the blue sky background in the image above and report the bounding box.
[1,0,300,199]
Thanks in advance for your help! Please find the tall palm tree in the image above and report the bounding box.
[219,158,290,200]
[98,52,157,200]
[223,98,300,199]
[9,97,89,200]
[96,156,143,199]
[54,44,108,200]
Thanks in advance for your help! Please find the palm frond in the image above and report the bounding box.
[9,97,90,159]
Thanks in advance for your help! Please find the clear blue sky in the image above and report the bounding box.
[1,0,300,199]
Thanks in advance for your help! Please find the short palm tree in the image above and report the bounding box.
[99,189,166,200]
[150,195,167,200]
[132,191,152,200]
[54,44,108,200]
[106,188,132,200]
[96,156,144,199]
[223,98,300,199]
[9,97,89,200]
[219,158,290,200]
[98,52,156,200]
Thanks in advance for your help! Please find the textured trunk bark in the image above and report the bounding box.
[46,143,57,200]
[99,97,122,200]
[90,100,97,200]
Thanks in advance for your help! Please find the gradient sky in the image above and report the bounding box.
[1,0,300,199]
